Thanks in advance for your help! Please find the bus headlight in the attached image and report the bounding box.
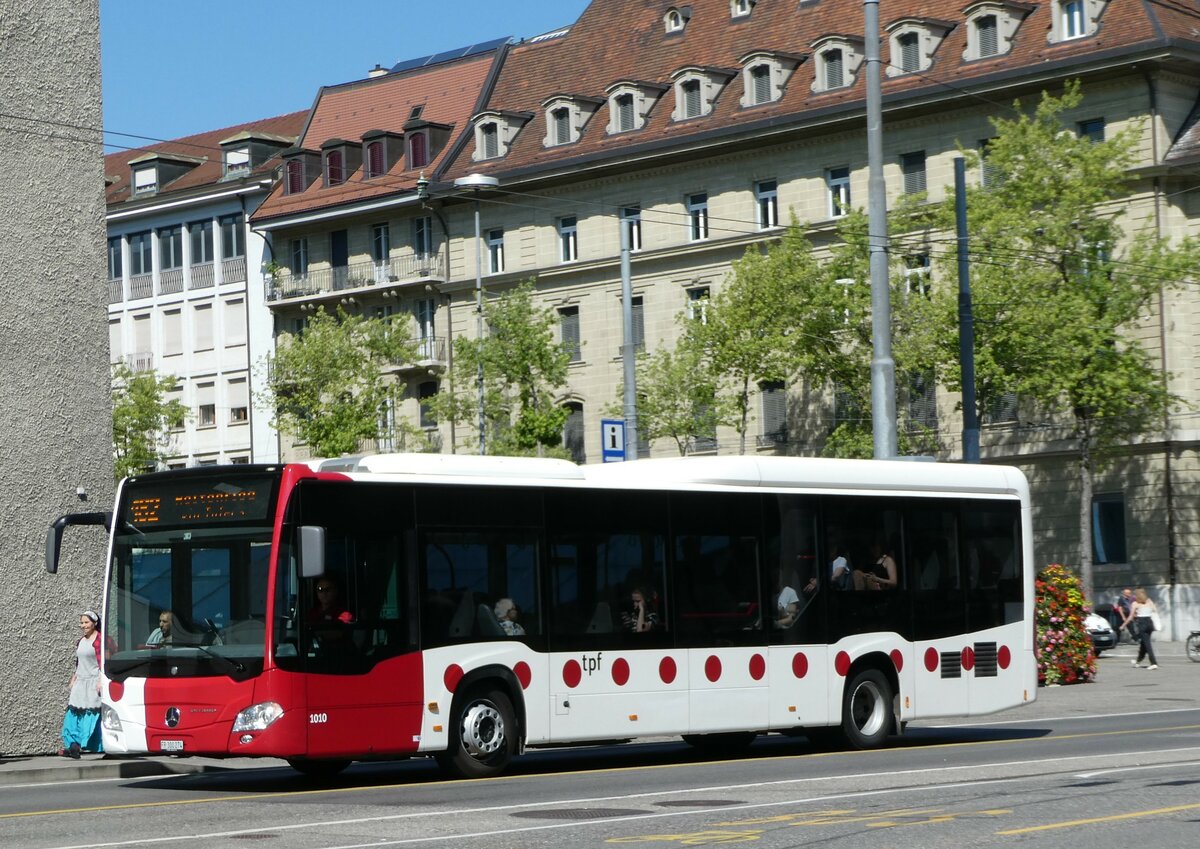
[101,704,122,732]
[232,702,284,732]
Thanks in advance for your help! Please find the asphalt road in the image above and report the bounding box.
[3,648,1198,849]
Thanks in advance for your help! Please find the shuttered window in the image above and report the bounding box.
[760,381,787,444]
[682,79,701,118]
[824,49,843,89]
[481,123,499,158]
[366,141,385,178]
[616,94,635,131]
[552,108,571,145]
[325,150,344,186]
[898,33,920,73]
[563,402,585,463]
[409,133,428,168]
[901,151,927,195]
[631,296,644,352]
[286,159,304,194]
[560,306,581,362]
[751,64,771,104]
[977,16,998,57]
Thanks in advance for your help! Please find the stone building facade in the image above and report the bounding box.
[0,0,113,754]
[249,1,1200,635]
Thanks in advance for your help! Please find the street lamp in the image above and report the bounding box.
[453,173,499,455]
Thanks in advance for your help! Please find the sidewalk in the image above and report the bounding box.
[1,641,1194,785]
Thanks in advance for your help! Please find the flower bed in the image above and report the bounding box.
[1035,564,1096,685]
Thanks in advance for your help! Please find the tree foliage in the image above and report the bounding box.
[428,281,571,456]
[111,363,187,481]
[262,307,420,458]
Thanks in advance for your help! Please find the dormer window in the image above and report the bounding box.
[541,95,602,148]
[811,37,864,93]
[671,67,735,122]
[664,6,690,33]
[133,165,157,196]
[885,19,954,78]
[471,110,532,161]
[1050,0,1104,42]
[731,0,754,18]
[325,149,345,186]
[409,133,428,169]
[962,2,1032,60]
[286,159,304,194]
[738,50,804,108]
[605,81,667,134]
[365,140,386,178]
[223,146,250,177]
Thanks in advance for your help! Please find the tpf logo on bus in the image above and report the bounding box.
[581,652,604,676]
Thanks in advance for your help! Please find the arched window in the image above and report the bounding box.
[365,141,385,178]
[563,402,585,463]
[665,9,684,33]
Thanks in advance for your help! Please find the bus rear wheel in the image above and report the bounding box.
[438,688,517,778]
[287,758,350,778]
[840,668,892,750]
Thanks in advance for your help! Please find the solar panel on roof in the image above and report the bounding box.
[389,36,512,74]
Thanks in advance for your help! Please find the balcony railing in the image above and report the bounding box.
[108,278,123,304]
[130,273,152,300]
[159,267,184,295]
[190,261,215,289]
[268,253,445,303]
[126,352,153,372]
[387,336,448,371]
[222,255,247,284]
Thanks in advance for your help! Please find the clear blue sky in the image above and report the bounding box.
[100,0,591,150]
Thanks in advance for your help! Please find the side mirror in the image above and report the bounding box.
[45,512,112,574]
[298,525,326,578]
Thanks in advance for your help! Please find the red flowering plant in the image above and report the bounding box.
[1034,564,1096,685]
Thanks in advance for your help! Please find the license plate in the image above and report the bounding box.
[159,740,184,752]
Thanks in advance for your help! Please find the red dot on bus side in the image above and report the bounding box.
[108,681,124,702]
[792,652,808,678]
[749,653,766,681]
[834,651,851,677]
[612,657,630,686]
[962,647,975,671]
[705,655,722,682]
[444,664,464,693]
[659,656,677,684]
[998,645,1012,669]
[924,647,939,672]
[563,659,582,688]
[513,661,531,689]
[890,649,904,672]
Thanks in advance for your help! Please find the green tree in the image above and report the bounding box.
[428,281,571,455]
[931,81,1200,596]
[615,332,725,456]
[262,307,420,458]
[111,363,187,480]
[690,220,815,453]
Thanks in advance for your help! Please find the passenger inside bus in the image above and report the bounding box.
[853,538,899,590]
[494,598,525,636]
[773,570,800,628]
[622,586,660,633]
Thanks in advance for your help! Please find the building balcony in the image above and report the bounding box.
[190,261,215,289]
[386,336,448,373]
[130,273,152,300]
[222,255,246,284]
[108,278,122,304]
[126,351,154,372]
[159,267,184,295]
[266,253,445,305]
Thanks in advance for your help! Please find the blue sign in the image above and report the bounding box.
[601,419,626,462]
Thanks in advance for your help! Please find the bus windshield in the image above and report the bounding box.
[103,469,280,681]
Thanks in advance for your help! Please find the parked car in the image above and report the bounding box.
[1085,612,1117,654]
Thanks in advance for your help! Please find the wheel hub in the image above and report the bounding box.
[849,680,886,737]
[461,701,505,758]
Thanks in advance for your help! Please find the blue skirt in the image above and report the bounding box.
[62,706,103,753]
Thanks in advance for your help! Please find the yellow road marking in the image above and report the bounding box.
[996,802,1200,835]
[3,722,1199,821]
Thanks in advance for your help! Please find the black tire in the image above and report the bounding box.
[1187,634,1200,663]
[839,668,893,750]
[287,757,350,778]
[801,726,843,750]
[682,731,757,754]
[437,688,518,778]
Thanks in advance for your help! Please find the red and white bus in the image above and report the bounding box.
[47,453,1035,777]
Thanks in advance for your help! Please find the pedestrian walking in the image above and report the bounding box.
[1129,588,1160,670]
[1114,587,1135,643]
[61,610,108,758]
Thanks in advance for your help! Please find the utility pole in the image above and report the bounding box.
[864,0,897,459]
[619,214,639,460]
[955,157,980,463]
[453,173,499,455]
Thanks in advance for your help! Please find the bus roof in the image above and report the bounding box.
[314,453,1028,500]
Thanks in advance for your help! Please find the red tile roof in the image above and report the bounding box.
[104,111,307,207]
[251,50,500,223]
[440,0,1191,181]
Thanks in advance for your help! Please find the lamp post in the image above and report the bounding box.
[453,173,499,455]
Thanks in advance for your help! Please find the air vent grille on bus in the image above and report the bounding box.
[940,651,962,678]
[974,642,999,677]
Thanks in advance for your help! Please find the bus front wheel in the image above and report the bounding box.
[840,668,892,749]
[438,688,517,778]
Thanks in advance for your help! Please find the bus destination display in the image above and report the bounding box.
[123,475,277,528]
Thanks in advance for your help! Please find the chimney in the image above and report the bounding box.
[368,64,388,79]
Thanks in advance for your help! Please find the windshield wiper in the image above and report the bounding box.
[170,642,247,675]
